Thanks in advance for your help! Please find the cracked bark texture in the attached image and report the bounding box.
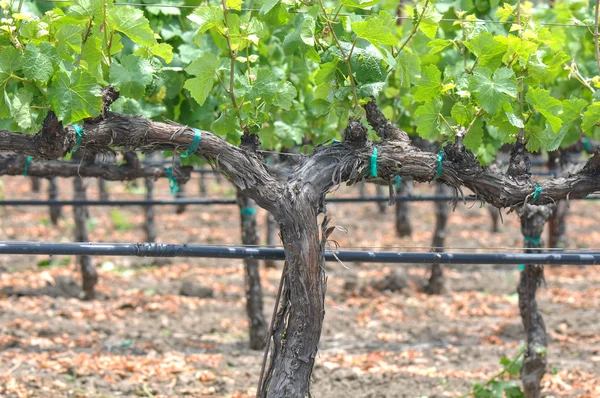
[519,205,552,398]
[424,183,451,295]
[237,191,268,350]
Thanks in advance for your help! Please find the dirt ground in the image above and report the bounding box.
[0,174,599,397]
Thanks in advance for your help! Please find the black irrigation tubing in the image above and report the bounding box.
[2,195,600,207]
[0,242,599,265]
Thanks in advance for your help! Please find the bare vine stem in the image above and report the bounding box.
[516,0,525,141]
[317,0,359,108]
[397,0,430,54]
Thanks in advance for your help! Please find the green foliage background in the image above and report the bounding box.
[1,0,600,164]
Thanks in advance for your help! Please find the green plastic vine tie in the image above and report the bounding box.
[519,264,525,271]
[370,146,378,178]
[523,235,541,245]
[240,207,256,216]
[331,139,340,144]
[165,167,180,195]
[181,128,202,158]
[22,156,32,177]
[532,184,542,201]
[433,149,444,180]
[583,137,593,152]
[394,175,403,190]
[72,124,83,154]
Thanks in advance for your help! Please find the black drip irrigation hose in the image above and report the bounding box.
[1,195,600,207]
[0,242,598,265]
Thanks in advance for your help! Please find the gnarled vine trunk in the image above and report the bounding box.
[375,184,386,214]
[260,200,327,398]
[519,204,551,398]
[424,183,451,294]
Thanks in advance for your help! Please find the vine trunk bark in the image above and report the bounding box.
[48,177,61,225]
[175,181,187,214]
[519,204,551,398]
[144,178,157,242]
[375,184,386,214]
[237,191,268,350]
[31,177,41,193]
[260,204,326,398]
[424,183,450,294]
[73,163,97,300]
[98,179,109,201]
[395,178,412,237]
[199,166,207,196]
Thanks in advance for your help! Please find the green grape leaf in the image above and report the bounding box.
[418,3,442,39]
[582,102,600,135]
[414,98,442,140]
[463,32,506,66]
[451,103,474,126]
[109,54,154,98]
[0,47,22,86]
[525,124,551,152]
[506,112,524,128]
[109,6,157,47]
[55,24,84,58]
[469,67,517,114]
[342,0,382,9]
[411,64,443,102]
[463,118,483,151]
[555,98,588,148]
[183,53,219,106]
[211,108,241,142]
[22,43,55,83]
[226,0,243,11]
[396,51,420,88]
[0,47,23,118]
[351,11,397,47]
[151,43,174,63]
[273,81,297,111]
[427,39,452,54]
[496,3,514,22]
[247,69,297,110]
[69,0,103,20]
[259,0,279,15]
[80,37,104,82]
[526,87,563,133]
[188,6,224,33]
[48,69,102,124]
[315,61,339,85]
[10,89,34,130]
[283,14,317,61]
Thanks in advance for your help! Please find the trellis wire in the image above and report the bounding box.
[0,241,598,265]
[37,0,598,29]
[2,194,600,207]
